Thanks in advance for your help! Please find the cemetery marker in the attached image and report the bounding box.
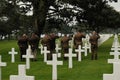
[10,65,34,80]
[75,45,84,61]
[47,54,63,80]
[103,62,120,80]
[9,48,18,63]
[65,48,77,68]
[42,46,50,62]
[108,51,120,63]
[22,46,34,69]
[55,44,61,57]
[39,45,44,54]
[83,43,88,56]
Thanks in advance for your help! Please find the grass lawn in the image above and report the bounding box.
[0,36,115,80]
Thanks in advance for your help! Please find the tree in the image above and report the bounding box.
[6,0,82,34]
[1,0,119,37]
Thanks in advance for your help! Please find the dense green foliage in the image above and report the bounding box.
[0,0,120,37]
[0,36,117,80]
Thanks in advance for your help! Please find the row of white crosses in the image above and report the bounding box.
[9,46,35,80]
[46,47,80,80]
[70,34,91,58]
[39,44,62,80]
[103,34,120,80]
[41,44,86,63]
[109,37,120,63]
[8,33,112,80]
[8,33,108,80]
[40,44,61,60]
[98,34,111,46]
[8,43,62,80]
[40,44,84,79]
[8,33,92,80]
[9,46,34,69]
[8,38,90,80]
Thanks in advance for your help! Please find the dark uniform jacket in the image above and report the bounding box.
[29,34,40,51]
[18,36,28,49]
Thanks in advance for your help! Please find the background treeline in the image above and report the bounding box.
[0,0,119,40]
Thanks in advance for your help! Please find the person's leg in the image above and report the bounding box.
[64,48,68,60]
[95,47,98,60]
[91,45,94,60]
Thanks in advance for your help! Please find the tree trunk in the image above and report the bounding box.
[33,0,49,35]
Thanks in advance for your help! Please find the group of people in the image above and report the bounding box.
[60,30,100,60]
[17,30,100,61]
[18,33,39,61]
[41,33,59,60]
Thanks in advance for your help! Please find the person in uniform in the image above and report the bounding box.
[41,34,51,60]
[18,34,28,61]
[61,34,71,60]
[41,33,59,60]
[29,33,40,61]
[49,33,59,53]
[74,30,86,49]
[89,31,100,60]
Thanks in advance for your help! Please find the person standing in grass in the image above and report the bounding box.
[49,33,59,53]
[73,30,86,58]
[18,34,28,61]
[61,34,71,60]
[41,33,52,60]
[89,31,100,60]
[41,33,59,60]
[29,33,40,61]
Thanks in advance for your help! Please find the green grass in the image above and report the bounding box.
[0,37,115,80]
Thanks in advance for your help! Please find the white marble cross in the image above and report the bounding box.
[22,46,34,69]
[10,65,34,80]
[65,48,77,68]
[75,45,84,61]
[111,47,120,51]
[39,45,44,54]
[9,48,18,63]
[112,34,120,48]
[103,62,120,80]
[84,39,91,53]
[83,43,89,56]
[111,41,120,51]
[55,44,61,58]
[108,51,120,63]
[0,55,7,80]
[55,44,61,53]
[47,54,63,80]
[70,35,74,48]
[42,46,50,62]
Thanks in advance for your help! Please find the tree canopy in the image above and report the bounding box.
[0,0,120,38]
